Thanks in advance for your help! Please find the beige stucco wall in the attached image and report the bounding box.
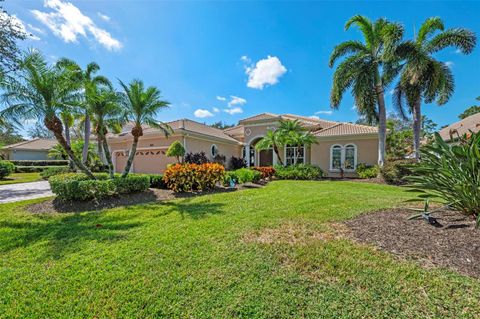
[184,136,242,164]
[310,136,378,177]
[243,123,278,145]
[109,134,242,173]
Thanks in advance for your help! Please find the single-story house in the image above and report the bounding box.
[108,113,379,177]
[0,138,57,160]
[439,112,480,142]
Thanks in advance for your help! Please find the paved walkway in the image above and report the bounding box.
[0,181,53,204]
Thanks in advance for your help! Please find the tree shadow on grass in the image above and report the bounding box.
[155,198,227,220]
[0,212,143,260]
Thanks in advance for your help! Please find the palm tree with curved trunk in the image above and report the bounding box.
[255,130,284,166]
[329,15,404,166]
[89,86,124,178]
[394,17,476,160]
[119,79,172,178]
[56,58,111,165]
[0,50,94,178]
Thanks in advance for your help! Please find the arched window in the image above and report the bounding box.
[211,144,218,157]
[344,144,356,170]
[330,144,357,171]
[330,145,342,170]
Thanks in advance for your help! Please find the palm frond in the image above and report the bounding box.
[426,28,476,54]
[345,15,375,49]
[328,40,367,67]
[417,17,444,44]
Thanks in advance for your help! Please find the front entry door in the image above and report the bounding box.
[259,149,273,166]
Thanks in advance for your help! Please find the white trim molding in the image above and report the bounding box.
[329,143,357,172]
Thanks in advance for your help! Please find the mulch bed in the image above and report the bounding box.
[344,209,480,278]
[26,184,262,214]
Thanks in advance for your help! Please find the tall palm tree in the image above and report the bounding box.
[59,110,75,169]
[0,50,94,178]
[394,17,476,159]
[255,130,284,166]
[89,86,123,177]
[119,79,171,178]
[329,15,404,166]
[56,59,111,165]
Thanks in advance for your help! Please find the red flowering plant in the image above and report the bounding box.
[252,166,276,179]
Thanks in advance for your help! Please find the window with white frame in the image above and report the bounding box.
[285,144,304,165]
[330,144,357,171]
[211,144,219,157]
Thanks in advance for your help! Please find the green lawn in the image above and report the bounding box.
[0,172,42,185]
[1,181,479,318]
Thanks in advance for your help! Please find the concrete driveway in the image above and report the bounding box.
[0,181,53,204]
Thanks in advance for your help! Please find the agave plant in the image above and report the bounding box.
[408,131,480,227]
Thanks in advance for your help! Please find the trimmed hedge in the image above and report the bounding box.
[356,163,380,179]
[49,173,149,201]
[145,174,168,189]
[381,159,416,185]
[225,168,262,185]
[40,166,71,180]
[0,160,15,179]
[274,164,324,180]
[163,163,225,192]
[8,160,68,167]
[15,165,69,173]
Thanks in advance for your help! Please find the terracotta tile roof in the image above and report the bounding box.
[223,125,244,136]
[1,138,57,150]
[112,120,241,144]
[439,113,480,141]
[314,122,378,137]
[281,114,339,129]
[238,113,280,123]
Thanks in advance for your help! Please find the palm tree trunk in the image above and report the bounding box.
[376,85,387,167]
[64,121,74,170]
[82,113,91,165]
[97,136,105,164]
[412,98,422,161]
[101,135,115,178]
[273,145,283,166]
[122,136,138,178]
[45,116,95,179]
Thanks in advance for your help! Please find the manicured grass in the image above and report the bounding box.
[0,181,479,317]
[0,172,42,185]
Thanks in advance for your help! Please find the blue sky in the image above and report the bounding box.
[5,0,480,134]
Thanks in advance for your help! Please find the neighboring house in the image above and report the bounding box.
[0,138,57,160]
[108,113,379,177]
[439,112,480,142]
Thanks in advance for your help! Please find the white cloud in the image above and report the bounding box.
[31,0,122,51]
[315,110,333,115]
[351,104,357,110]
[27,23,46,35]
[97,12,110,22]
[240,55,251,63]
[228,95,247,107]
[212,107,220,113]
[445,61,454,68]
[309,115,320,120]
[455,48,462,54]
[224,107,243,115]
[244,55,287,89]
[194,109,214,118]
[216,96,226,101]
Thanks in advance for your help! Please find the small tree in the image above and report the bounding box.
[166,140,185,163]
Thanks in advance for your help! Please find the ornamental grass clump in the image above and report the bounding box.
[408,132,480,227]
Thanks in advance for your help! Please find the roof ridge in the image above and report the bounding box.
[281,113,340,124]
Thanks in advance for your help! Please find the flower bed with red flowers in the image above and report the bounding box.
[252,166,276,179]
[163,163,225,192]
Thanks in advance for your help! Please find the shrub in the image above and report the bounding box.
[252,166,276,179]
[381,159,416,185]
[7,160,68,167]
[0,160,15,179]
[163,163,225,192]
[145,174,167,189]
[184,152,209,164]
[113,175,150,194]
[40,166,71,180]
[408,132,480,226]
[49,173,149,201]
[226,168,262,185]
[213,154,226,165]
[166,141,186,163]
[356,163,380,179]
[229,156,246,170]
[15,165,69,173]
[274,164,324,180]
